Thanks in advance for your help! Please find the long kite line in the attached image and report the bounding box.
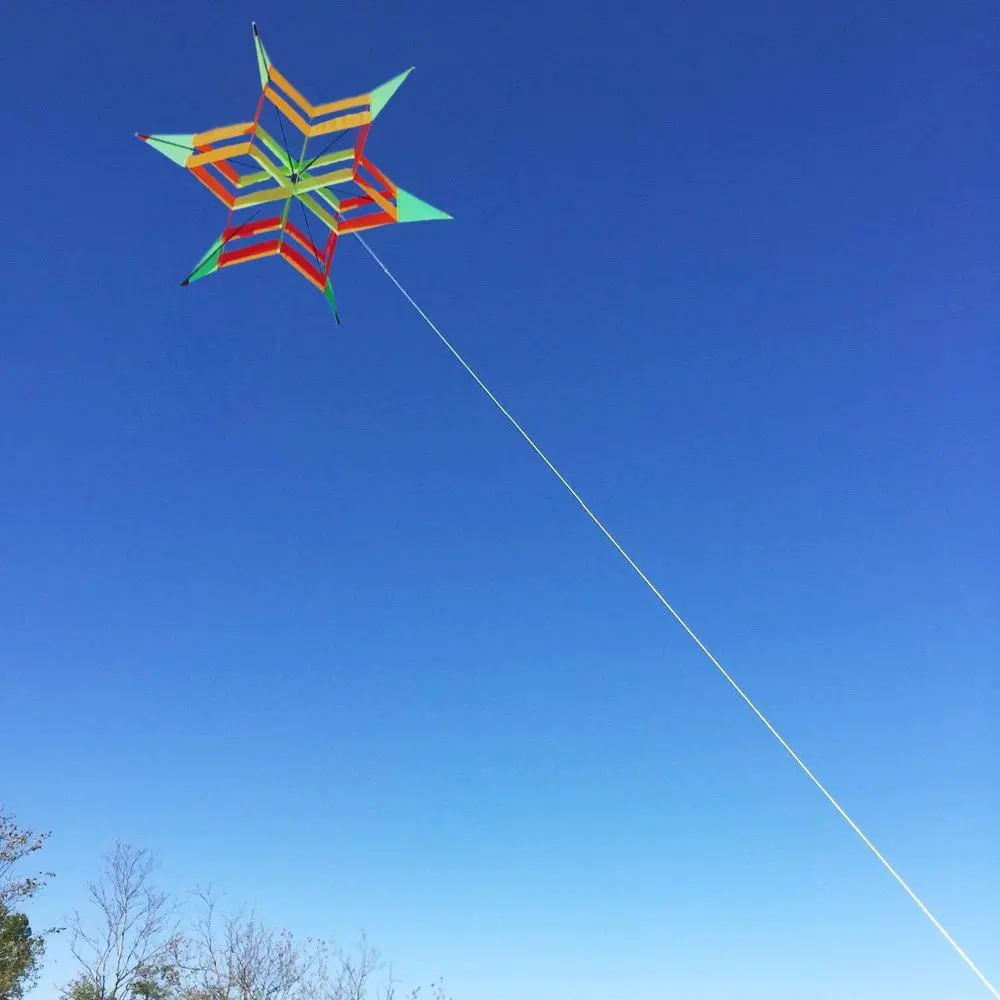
[354,232,999,999]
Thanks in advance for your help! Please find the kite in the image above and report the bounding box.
[136,22,451,323]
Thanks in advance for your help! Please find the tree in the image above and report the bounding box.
[0,906,44,1000]
[63,843,182,1000]
[183,894,451,1000]
[0,808,54,1000]
[183,891,320,1000]
[61,847,453,1000]
[0,809,52,912]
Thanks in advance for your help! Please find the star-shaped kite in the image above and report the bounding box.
[137,22,451,323]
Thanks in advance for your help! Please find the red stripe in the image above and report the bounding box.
[252,87,267,126]
[223,216,283,241]
[215,159,240,185]
[358,156,396,195]
[339,195,374,211]
[218,238,279,267]
[354,123,370,160]
[242,86,267,193]
[323,231,339,278]
[339,210,395,233]
[195,142,243,185]
[283,220,324,262]
[279,242,324,287]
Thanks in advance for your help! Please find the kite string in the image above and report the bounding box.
[353,232,999,1000]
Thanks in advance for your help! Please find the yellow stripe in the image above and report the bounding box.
[234,168,272,188]
[252,126,289,167]
[309,110,370,137]
[295,167,353,195]
[248,145,291,187]
[297,193,339,232]
[306,147,355,170]
[193,122,254,145]
[314,187,341,213]
[234,185,295,209]
[184,141,252,168]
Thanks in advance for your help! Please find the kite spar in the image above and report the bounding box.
[137,22,451,324]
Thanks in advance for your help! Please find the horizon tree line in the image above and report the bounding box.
[0,807,450,1000]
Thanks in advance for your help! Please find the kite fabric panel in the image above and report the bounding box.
[137,22,451,323]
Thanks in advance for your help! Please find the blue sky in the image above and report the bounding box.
[1,0,997,997]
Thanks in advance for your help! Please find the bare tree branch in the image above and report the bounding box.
[62,843,182,1000]
[184,890,324,1000]
[58,850,453,1000]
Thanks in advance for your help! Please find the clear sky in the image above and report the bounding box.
[2,1,997,997]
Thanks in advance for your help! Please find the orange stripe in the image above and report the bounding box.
[313,92,370,116]
[193,122,254,145]
[355,178,397,219]
[265,66,369,120]
[309,110,369,137]
[190,166,235,208]
[191,143,240,185]
[264,85,311,136]
[267,65,315,117]
[185,142,252,168]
